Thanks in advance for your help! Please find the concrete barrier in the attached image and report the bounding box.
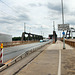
[0,41,51,72]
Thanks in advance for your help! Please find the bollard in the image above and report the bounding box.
[0,43,5,67]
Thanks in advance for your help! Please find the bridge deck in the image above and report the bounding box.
[0,40,75,75]
[16,40,74,75]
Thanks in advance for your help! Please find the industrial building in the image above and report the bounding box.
[0,33,12,42]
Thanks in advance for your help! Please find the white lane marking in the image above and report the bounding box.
[58,50,61,75]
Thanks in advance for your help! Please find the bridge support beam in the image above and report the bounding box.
[21,32,43,41]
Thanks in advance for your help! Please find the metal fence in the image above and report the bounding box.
[61,39,75,48]
[0,41,39,47]
[65,40,75,48]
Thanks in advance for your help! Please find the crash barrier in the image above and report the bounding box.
[0,41,39,47]
[61,39,75,48]
[0,41,51,72]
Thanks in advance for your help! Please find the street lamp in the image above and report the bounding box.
[61,0,65,49]
[24,23,26,32]
[29,27,31,33]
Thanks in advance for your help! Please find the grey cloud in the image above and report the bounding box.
[65,19,75,25]
[29,3,43,7]
[47,2,68,13]
[66,21,75,25]
[47,3,61,12]
[0,16,17,24]
[29,3,37,7]
[17,13,30,21]
[14,7,30,21]
[68,12,75,16]
[2,17,15,21]
[38,3,42,6]
[15,6,29,13]
[0,20,13,24]
[0,12,30,24]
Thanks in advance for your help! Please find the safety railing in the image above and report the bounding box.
[65,40,75,48]
[61,39,75,48]
[0,41,39,47]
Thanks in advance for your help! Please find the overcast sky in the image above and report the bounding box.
[0,0,75,37]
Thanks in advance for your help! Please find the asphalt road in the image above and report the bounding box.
[3,40,52,63]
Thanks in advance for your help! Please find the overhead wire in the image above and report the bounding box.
[0,0,27,15]
[0,0,17,12]
[0,0,29,24]
[0,9,18,18]
[0,0,20,20]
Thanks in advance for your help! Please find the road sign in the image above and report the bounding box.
[58,24,69,31]
[62,32,65,35]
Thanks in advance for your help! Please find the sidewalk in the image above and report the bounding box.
[16,40,74,75]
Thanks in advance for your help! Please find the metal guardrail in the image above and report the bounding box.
[61,39,75,48]
[0,41,39,47]
[65,40,75,48]
[0,41,51,72]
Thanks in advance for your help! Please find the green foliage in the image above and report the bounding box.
[12,37,21,41]
[12,36,43,41]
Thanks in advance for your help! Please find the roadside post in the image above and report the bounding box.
[62,31,65,49]
[58,24,69,49]
[0,43,3,64]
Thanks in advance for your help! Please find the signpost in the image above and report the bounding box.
[60,0,67,49]
[62,31,65,35]
[58,24,69,31]
[58,24,69,49]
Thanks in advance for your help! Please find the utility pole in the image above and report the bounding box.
[41,26,42,36]
[24,23,26,32]
[29,27,31,33]
[53,21,55,43]
[53,21,55,31]
[60,32,61,38]
[61,0,65,49]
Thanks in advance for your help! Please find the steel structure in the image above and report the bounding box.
[66,27,75,39]
[21,32,43,41]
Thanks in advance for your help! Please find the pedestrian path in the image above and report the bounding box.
[17,40,74,75]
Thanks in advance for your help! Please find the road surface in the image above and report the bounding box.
[3,40,52,63]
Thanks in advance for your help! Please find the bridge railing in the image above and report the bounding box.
[0,41,39,47]
[65,40,75,48]
[61,39,75,48]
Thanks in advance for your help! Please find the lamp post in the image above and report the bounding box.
[41,26,42,36]
[29,27,31,33]
[24,23,26,32]
[61,0,65,49]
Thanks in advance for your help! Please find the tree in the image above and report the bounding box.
[12,37,21,41]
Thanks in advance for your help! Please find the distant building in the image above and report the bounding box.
[0,33,12,42]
